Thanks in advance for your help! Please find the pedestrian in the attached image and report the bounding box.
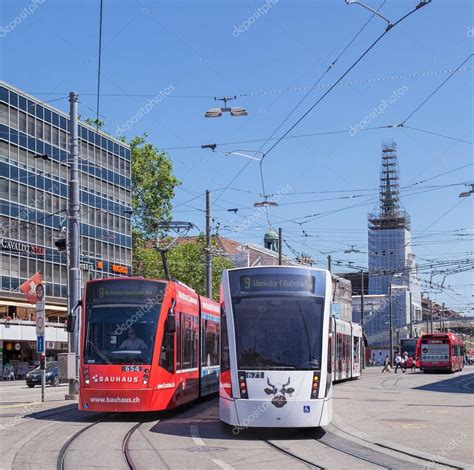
[382,355,391,373]
[403,352,409,372]
[394,352,404,373]
[411,356,417,372]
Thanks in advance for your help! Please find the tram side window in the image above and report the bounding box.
[221,306,230,372]
[202,319,219,368]
[159,318,175,373]
[182,314,198,370]
[176,314,182,370]
[354,337,360,363]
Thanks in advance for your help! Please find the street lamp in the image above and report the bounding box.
[254,195,279,208]
[225,150,263,161]
[204,96,248,118]
[459,184,474,198]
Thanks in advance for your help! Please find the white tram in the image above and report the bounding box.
[219,266,334,428]
[330,318,362,382]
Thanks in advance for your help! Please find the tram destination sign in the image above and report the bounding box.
[240,274,315,293]
[86,280,165,304]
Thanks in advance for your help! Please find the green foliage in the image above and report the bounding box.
[130,135,181,240]
[132,234,234,301]
[84,117,105,129]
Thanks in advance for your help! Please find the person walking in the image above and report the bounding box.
[382,355,391,373]
[403,352,409,372]
[394,352,404,373]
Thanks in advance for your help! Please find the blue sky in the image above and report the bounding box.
[1,0,473,313]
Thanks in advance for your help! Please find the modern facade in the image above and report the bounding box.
[0,81,132,375]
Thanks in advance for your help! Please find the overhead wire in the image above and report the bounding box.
[212,0,398,205]
[257,1,432,195]
[399,53,474,126]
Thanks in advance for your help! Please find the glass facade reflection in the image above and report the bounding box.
[0,82,132,304]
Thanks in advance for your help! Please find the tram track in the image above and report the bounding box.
[122,422,143,470]
[57,418,105,470]
[256,434,326,469]
[57,413,147,470]
[315,434,393,469]
[328,422,465,469]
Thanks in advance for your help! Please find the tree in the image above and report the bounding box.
[130,135,180,239]
[132,234,234,301]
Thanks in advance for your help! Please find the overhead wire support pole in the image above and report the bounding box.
[96,0,104,130]
[389,281,393,364]
[278,228,282,265]
[67,91,80,400]
[205,190,212,299]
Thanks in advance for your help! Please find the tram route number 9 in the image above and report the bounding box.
[122,365,142,372]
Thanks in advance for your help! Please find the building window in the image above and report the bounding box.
[0,103,8,125]
[0,178,8,200]
[19,111,27,133]
[9,107,18,130]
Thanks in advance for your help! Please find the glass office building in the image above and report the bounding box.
[0,81,132,311]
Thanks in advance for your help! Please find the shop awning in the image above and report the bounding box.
[0,300,67,312]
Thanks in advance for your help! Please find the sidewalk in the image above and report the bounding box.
[331,367,474,468]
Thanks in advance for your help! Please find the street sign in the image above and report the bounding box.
[36,299,45,335]
[36,283,44,301]
[36,283,45,336]
[37,335,44,354]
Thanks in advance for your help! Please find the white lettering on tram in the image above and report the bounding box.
[178,291,199,305]
[92,375,139,383]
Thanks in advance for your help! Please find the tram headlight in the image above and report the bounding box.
[142,373,149,385]
[84,368,90,384]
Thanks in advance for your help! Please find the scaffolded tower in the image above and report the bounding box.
[369,141,410,231]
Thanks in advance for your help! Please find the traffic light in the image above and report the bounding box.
[40,354,46,370]
[54,238,67,251]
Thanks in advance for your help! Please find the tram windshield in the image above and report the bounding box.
[84,305,161,365]
[232,295,324,370]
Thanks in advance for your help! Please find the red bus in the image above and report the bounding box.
[79,278,220,412]
[400,338,418,368]
[416,333,464,373]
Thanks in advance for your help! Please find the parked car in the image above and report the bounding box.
[25,362,60,388]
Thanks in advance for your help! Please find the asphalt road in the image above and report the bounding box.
[0,367,472,470]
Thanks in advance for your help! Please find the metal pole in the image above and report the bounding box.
[327,255,332,272]
[205,190,212,299]
[430,299,434,333]
[360,270,365,368]
[67,92,80,399]
[389,281,393,365]
[409,291,413,338]
[441,302,445,332]
[278,228,282,265]
[41,366,45,402]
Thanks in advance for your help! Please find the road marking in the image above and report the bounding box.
[0,402,39,409]
[190,425,205,446]
[212,459,234,469]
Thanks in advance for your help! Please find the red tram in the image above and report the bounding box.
[417,333,464,373]
[79,278,220,412]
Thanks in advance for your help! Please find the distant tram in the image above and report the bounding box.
[219,266,361,428]
[417,333,464,373]
[79,278,219,412]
